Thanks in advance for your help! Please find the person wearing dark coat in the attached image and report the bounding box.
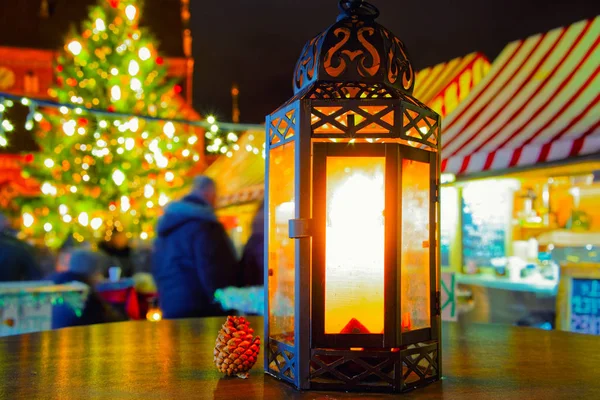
[47,249,126,329]
[152,176,239,319]
[238,201,264,287]
[0,213,42,282]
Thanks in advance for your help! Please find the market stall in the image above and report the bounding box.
[0,281,88,336]
[440,16,599,330]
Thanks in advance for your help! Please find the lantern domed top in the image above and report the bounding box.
[293,0,415,96]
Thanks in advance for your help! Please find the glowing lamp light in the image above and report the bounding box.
[0,137,7,147]
[78,212,89,227]
[67,40,82,55]
[210,124,219,133]
[140,232,149,240]
[112,169,126,186]
[41,182,57,196]
[111,85,122,101]
[206,116,216,124]
[22,213,34,228]
[129,117,139,132]
[182,149,190,157]
[227,132,238,142]
[99,120,108,129]
[165,172,174,182]
[44,158,54,168]
[128,59,140,76]
[125,5,137,21]
[111,68,119,76]
[139,47,151,61]
[125,138,135,151]
[59,205,68,215]
[263,1,441,393]
[44,223,53,233]
[163,122,175,138]
[63,215,72,223]
[188,136,198,145]
[34,112,43,122]
[90,217,103,230]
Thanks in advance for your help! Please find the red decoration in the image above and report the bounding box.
[24,154,34,164]
[109,0,119,8]
[156,57,164,65]
[66,78,77,87]
[107,105,116,112]
[57,65,64,72]
[174,84,182,94]
[78,118,88,126]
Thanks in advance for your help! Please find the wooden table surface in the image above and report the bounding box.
[0,317,599,399]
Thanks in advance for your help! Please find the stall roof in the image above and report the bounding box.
[442,17,599,176]
[414,52,490,118]
[204,129,265,208]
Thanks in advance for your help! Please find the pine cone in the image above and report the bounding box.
[214,316,261,379]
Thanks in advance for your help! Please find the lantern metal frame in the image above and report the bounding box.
[264,0,442,393]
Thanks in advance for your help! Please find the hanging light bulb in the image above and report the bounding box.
[90,218,103,230]
[78,212,89,227]
[165,172,174,182]
[125,138,135,151]
[128,59,139,76]
[163,122,175,138]
[144,184,154,198]
[138,47,151,61]
[44,158,54,168]
[22,213,34,228]
[59,204,68,215]
[121,196,131,212]
[111,86,121,101]
[158,193,169,206]
[207,116,216,124]
[95,18,106,32]
[130,78,141,91]
[44,223,53,233]
[129,117,139,132]
[125,5,137,21]
[112,169,126,186]
[67,40,82,55]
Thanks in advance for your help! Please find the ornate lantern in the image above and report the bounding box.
[264,0,441,393]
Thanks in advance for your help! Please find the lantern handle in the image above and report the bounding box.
[338,0,380,20]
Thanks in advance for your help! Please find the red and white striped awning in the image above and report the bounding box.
[442,17,600,176]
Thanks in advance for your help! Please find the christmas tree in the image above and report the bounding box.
[18,0,200,248]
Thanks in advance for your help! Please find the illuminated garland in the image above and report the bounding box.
[0,93,262,153]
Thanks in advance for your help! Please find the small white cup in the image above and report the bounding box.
[108,266,122,282]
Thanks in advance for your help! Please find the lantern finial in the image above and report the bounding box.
[337,0,380,20]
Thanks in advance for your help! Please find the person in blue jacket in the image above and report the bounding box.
[0,213,42,282]
[152,176,239,319]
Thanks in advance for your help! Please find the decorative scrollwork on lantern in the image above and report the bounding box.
[294,32,326,92]
[292,0,415,96]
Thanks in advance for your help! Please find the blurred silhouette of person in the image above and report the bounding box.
[238,201,264,287]
[99,231,134,278]
[152,176,238,318]
[48,249,125,329]
[0,212,42,282]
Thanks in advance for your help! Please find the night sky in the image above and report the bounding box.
[191,0,599,123]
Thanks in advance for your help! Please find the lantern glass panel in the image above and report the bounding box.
[268,141,296,344]
[324,156,386,335]
[401,159,431,332]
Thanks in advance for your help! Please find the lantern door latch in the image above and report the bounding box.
[435,291,442,316]
[289,218,312,238]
